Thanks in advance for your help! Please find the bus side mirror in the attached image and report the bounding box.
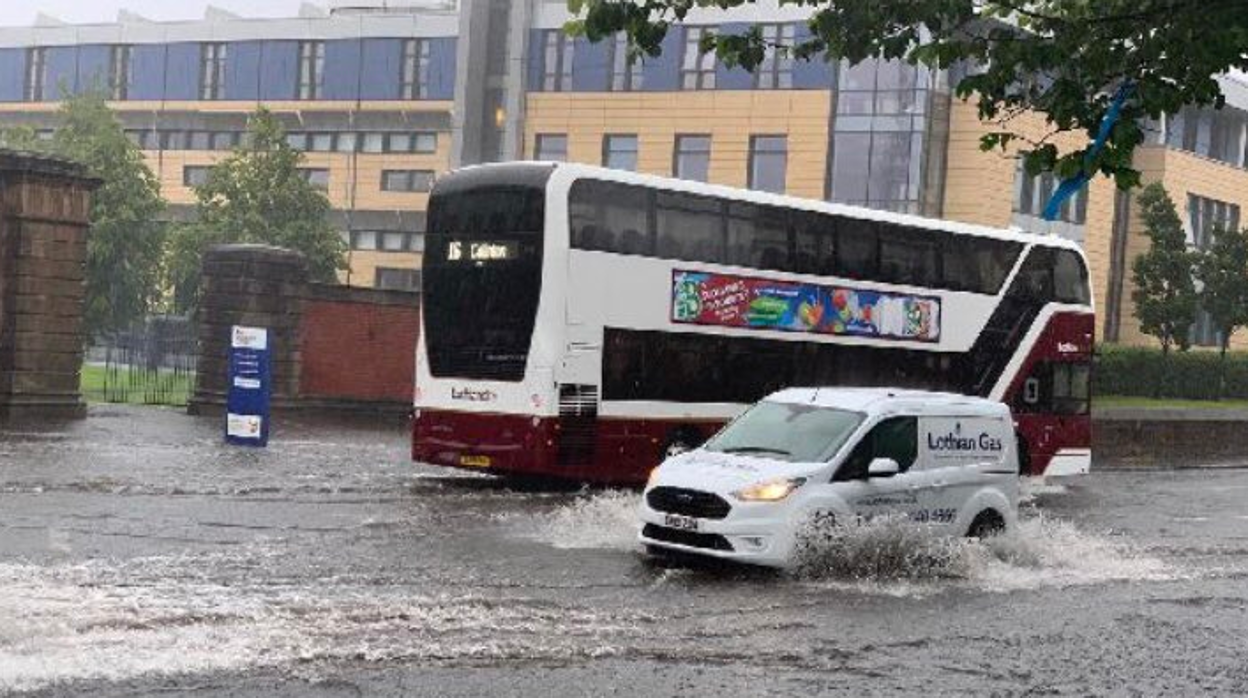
[868,458,900,479]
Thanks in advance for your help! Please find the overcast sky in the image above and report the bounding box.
[0,1,322,28]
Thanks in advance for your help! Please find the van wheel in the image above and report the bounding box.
[967,510,1006,539]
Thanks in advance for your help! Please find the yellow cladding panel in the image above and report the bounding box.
[525,91,832,200]
[143,150,446,212]
[343,251,422,288]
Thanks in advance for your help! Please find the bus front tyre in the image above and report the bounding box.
[661,430,699,460]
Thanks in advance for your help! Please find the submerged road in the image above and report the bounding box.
[0,406,1246,696]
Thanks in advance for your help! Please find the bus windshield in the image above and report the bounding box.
[424,172,547,382]
[704,402,865,463]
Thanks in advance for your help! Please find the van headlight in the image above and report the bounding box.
[733,478,806,502]
[646,467,662,489]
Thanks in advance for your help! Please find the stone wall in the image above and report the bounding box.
[1094,409,1248,468]
[189,244,419,416]
[0,151,96,419]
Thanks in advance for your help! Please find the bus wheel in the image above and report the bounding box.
[966,510,1006,539]
[1016,432,1032,477]
[661,429,700,460]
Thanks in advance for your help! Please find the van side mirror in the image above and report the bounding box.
[867,458,901,478]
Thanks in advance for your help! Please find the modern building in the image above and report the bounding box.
[2,0,1247,347]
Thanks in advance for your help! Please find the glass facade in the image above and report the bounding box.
[1188,194,1241,347]
[1167,105,1248,170]
[681,27,716,90]
[755,24,795,89]
[609,33,643,92]
[829,58,948,215]
[541,30,574,92]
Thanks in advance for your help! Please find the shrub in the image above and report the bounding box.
[1095,344,1248,400]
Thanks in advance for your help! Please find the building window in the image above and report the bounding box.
[109,45,133,100]
[755,24,795,89]
[183,166,212,188]
[211,132,237,151]
[603,134,638,171]
[748,135,787,193]
[351,230,378,251]
[1189,194,1242,347]
[829,58,936,214]
[310,133,335,152]
[535,133,568,161]
[298,41,325,100]
[673,135,711,182]
[361,133,386,153]
[381,170,435,193]
[609,33,643,91]
[300,168,330,191]
[375,267,422,292]
[24,47,46,102]
[681,27,716,90]
[200,43,227,100]
[401,39,430,100]
[541,30,574,92]
[1014,161,1089,225]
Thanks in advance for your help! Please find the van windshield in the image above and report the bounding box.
[704,402,865,463]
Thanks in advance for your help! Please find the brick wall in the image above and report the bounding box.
[192,245,420,415]
[0,151,96,418]
[299,284,419,404]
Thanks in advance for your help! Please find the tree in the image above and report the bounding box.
[1194,224,1248,397]
[1132,184,1198,355]
[572,0,1248,188]
[166,109,346,310]
[2,93,167,339]
[1131,184,1198,396]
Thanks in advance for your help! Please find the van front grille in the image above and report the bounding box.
[646,487,731,520]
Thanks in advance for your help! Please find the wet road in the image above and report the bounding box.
[1,406,1247,696]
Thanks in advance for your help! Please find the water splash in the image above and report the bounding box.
[791,514,1179,594]
[503,490,642,551]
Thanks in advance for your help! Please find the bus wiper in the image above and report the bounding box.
[721,446,792,456]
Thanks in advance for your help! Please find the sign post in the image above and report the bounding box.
[226,325,272,447]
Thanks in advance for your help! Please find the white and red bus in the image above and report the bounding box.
[413,162,1094,485]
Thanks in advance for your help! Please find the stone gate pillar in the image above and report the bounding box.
[188,244,307,415]
[0,151,97,419]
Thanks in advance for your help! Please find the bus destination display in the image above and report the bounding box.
[672,270,941,343]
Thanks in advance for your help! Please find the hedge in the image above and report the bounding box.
[1095,344,1248,401]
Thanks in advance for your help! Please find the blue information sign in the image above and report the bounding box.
[225,325,272,447]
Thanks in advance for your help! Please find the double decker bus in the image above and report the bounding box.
[413,162,1094,485]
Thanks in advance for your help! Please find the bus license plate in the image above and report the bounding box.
[460,455,491,468]
[664,514,701,532]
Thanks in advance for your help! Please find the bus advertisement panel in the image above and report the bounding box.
[672,270,941,342]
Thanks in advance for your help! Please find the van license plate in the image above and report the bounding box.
[664,514,700,532]
[460,455,491,468]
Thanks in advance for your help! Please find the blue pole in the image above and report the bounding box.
[1042,81,1134,222]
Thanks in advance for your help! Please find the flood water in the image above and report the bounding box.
[1,406,1246,696]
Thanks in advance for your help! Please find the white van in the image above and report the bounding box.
[638,388,1020,568]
